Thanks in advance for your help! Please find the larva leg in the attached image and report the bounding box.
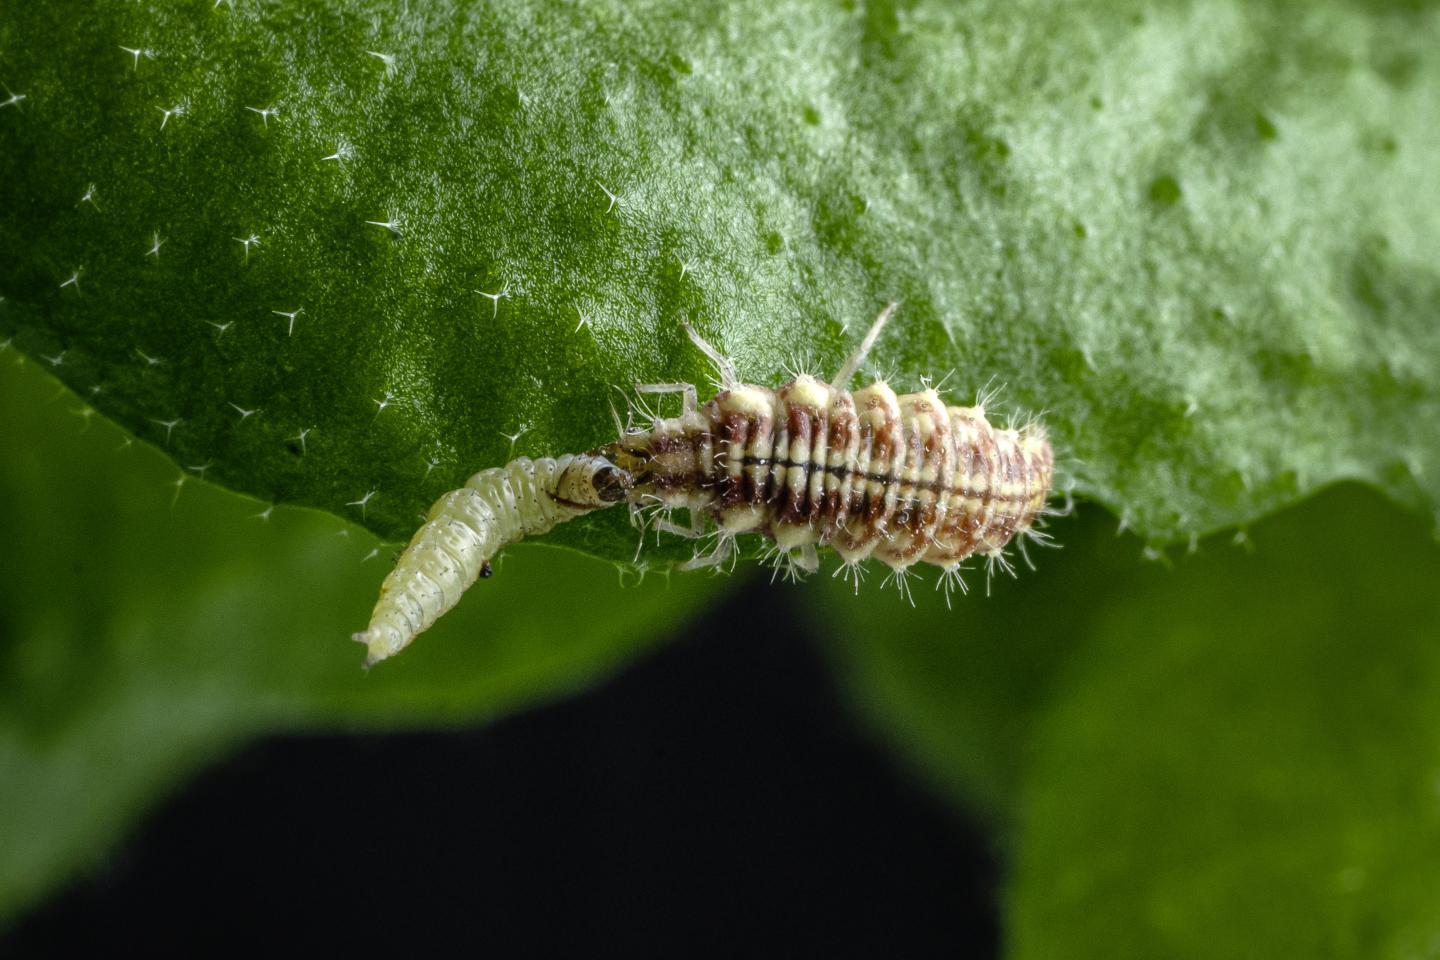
[680,320,739,388]
[352,453,630,667]
[634,382,698,417]
[796,543,820,574]
[680,532,736,571]
[830,300,899,391]
[652,513,704,539]
[764,542,820,580]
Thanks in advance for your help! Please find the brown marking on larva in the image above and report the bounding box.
[646,431,702,495]
[717,410,750,508]
[869,394,938,567]
[621,383,1049,573]
[891,392,951,563]
[822,392,859,535]
[851,385,902,548]
[744,409,775,507]
[779,401,815,524]
[917,401,954,552]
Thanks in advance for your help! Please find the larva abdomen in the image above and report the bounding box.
[617,379,1052,572]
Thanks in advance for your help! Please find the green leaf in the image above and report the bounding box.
[2,0,1437,556]
[4,0,1440,944]
[0,356,725,923]
[817,485,1440,956]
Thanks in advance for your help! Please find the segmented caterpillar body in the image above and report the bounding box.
[353,304,1055,666]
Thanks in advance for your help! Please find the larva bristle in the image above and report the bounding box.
[832,559,869,595]
[935,565,970,610]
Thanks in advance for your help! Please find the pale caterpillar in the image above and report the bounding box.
[353,303,1055,666]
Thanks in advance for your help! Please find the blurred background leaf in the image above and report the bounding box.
[817,487,1440,957]
[0,357,725,923]
[9,347,1440,956]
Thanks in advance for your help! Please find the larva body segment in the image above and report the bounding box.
[607,379,1053,576]
[353,304,1055,666]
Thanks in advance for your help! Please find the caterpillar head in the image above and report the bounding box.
[557,453,634,508]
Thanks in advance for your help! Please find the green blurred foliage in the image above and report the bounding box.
[9,347,1440,955]
[0,357,724,922]
[818,485,1440,958]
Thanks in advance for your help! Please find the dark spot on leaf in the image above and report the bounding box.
[1372,49,1418,89]
[478,84,522,127]
[765,231,784,255]
[1254,112,1278,141]
[813,191,868,253]
[1346,234,1440,340]
[1254,346,1318,383]
[667,53,693,76]
[1147,175,1183,207]
[860,3,902,58]
[1089,96,1103,111]
[960,121,1012,196]
[803,104,822,126]
[969,132,1010,160]
[1383,459,1421,488]
[1073,222,1087,239]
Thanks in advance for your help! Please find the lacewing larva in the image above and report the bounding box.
[353,303,1055,666]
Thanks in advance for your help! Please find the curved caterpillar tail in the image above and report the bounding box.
[352,452,630,668]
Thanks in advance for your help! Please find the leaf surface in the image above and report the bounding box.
[1,0,1436,555]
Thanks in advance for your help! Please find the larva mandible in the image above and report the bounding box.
[353,303,1055,666]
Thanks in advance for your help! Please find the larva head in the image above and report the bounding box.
[593,416,703,490]
[593,440,654,486]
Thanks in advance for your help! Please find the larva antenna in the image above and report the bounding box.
[830,301,899,392]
